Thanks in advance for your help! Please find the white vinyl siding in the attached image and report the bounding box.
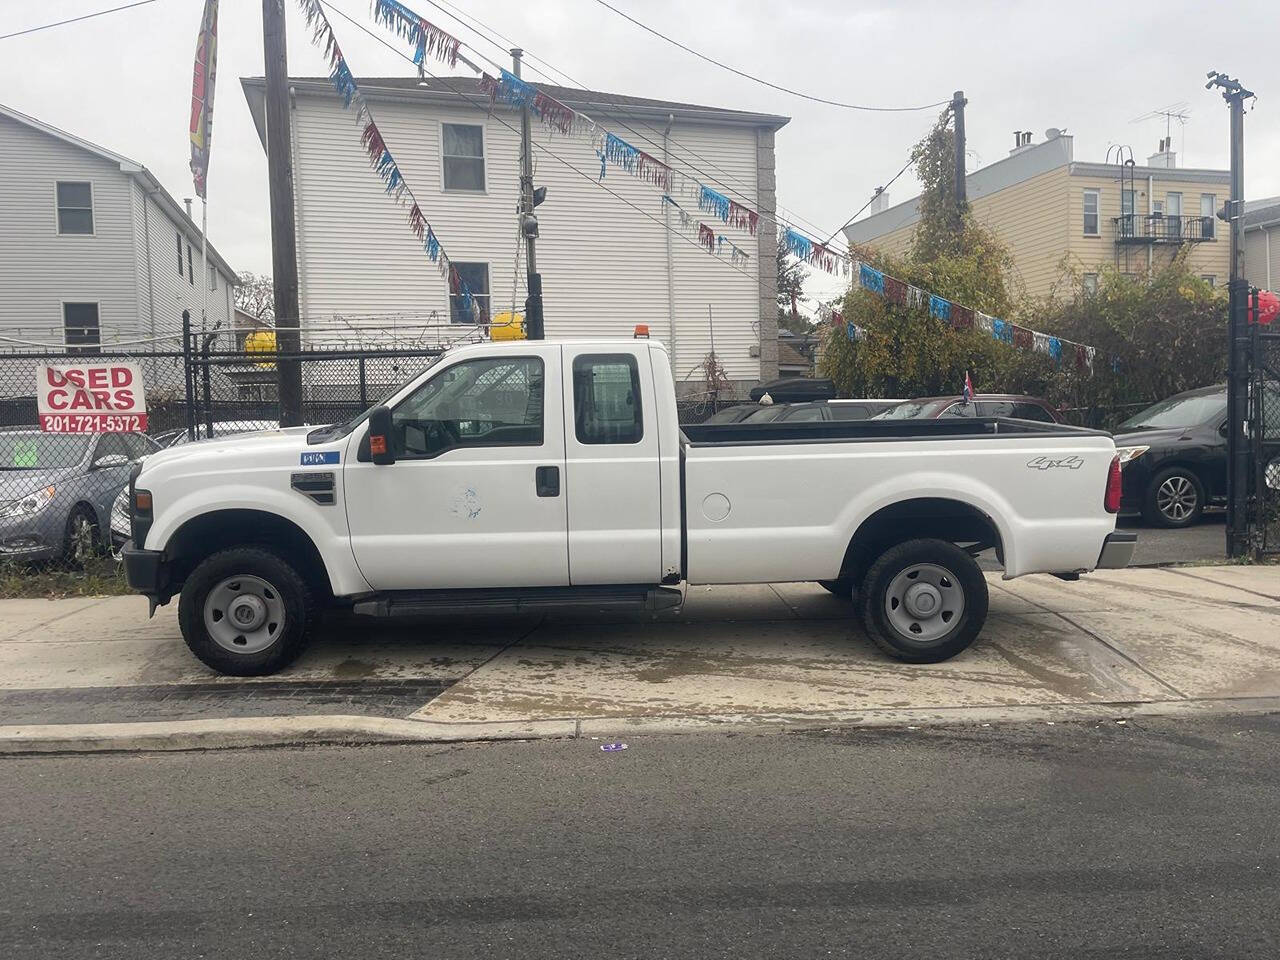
[288,93,766,380]
[1082,188,1100,236]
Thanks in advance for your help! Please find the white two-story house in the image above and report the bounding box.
[242,76,789,393]
[0,102,237,352]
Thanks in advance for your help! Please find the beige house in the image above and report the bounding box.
[843,130,1230,299]
[1244,197,1280,291]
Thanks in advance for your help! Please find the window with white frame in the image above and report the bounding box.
[1120,189,1136,237]
[56,182,94,235]
[449,262,490,324]
[63,303,101,354]
[1201,275,1216,288]
[1201,194,1216,239]
[186,242,194,285]
[442,123,485,191]
[1083,189,1100,236]
[176,231,184,276]
[1082,273,1099,297]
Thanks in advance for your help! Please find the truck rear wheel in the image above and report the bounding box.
[859,539,987,663]
[178,547,314,676]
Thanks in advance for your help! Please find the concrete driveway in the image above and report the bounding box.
[1,564,1279,751]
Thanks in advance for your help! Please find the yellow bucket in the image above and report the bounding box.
[490,311,525,341]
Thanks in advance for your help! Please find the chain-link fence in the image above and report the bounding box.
[0,322,446,590]
[1247,321,1280,555]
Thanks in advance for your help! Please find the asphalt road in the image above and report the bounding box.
[1120,513,1227,566]
[5,716,1280,959]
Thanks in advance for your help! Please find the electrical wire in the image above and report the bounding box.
[820,153,919,247]
[321,1,791,299]
[588,0,951,113]
[412,0,844,246]
[0,0,157,41]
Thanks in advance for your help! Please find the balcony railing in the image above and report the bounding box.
[1113,214,1215,244]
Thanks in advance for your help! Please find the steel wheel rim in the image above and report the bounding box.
[204,575,286,655]
[884,563,965,644]
[68,513,94,562]
[1157,475,1197,522]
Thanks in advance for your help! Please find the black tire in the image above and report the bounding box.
[1142,467,1204,528]
[859,538,988,664]
[817,577,853,600]
[178,547,314,676]
[61,504,100,565]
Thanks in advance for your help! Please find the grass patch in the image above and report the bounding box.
[0,556,131,599]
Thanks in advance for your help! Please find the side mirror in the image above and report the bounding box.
[367,405,396,465]
[92,454,130,470]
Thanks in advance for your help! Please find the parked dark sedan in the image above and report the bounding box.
[872,394,1062,423]
[704,399,902,424]
[1112,385,1233,527]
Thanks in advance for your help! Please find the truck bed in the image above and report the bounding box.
[681,417,1102,445]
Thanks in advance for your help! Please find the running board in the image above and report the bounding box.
[353,584,684,618]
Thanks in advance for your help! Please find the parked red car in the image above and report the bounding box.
[872,394,1062,423]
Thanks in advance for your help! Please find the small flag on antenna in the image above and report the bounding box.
[963,370,974,403]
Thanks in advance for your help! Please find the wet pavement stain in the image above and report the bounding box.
[332,658,378,680]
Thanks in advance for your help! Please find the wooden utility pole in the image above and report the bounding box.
[513,49,544,340]
[952,90,968,218]
[263,0,303,424]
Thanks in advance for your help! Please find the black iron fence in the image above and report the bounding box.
[1245,309,1280,555]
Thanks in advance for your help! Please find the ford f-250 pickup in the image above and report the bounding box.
[122,337,1135,676]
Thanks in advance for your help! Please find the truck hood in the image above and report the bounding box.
[138,426,322,477]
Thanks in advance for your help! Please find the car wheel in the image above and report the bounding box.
[61,505,100,565]
[1143,467,1204,528]
[817,577,853,600]
[859,539,988,664]
[178,547,314,676]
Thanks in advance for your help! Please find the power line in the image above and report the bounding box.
[411,0,843,248]
[322,1,789,298]
[821,153,919,247]
[0,0,157,41]
[588,0,950,113]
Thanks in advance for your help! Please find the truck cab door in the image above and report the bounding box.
[561,346,662,584]
[343,344,568,590]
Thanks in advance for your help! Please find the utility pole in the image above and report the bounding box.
[263,0,303,425]
[952,90,968,220]
[513,49,544,340]
[1207,70,1252,556]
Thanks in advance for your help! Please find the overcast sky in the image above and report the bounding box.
[3,0,1278,309]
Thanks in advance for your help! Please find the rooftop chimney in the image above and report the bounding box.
[869,187,890,213]
[1009,130,1035,156]
[183,197,193,218]
[1147,138,1176,168]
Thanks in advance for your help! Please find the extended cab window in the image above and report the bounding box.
[573,354,642,444]
[391,356,543,457]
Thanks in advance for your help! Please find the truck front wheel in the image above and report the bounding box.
[178,547,314,676]
[859,539,987,663]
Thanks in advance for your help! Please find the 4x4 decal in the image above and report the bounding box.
[1027,455,1085,470]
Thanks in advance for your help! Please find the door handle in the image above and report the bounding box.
[535,465,560,497]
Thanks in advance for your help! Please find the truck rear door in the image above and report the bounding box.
[561,345,662,584]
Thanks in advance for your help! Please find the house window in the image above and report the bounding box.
[176,231,184,276]
[1120,189,1136,237]
[208,266,217,292]
[449,262,490,324]
[1201,194,1216,239]
[187,243,194,285]
[56,182,94,234]
[1083,189,1100,236]
[63,303,101,354]
[1082,273,1099,297]
[1201,275,1216,288]
[442,123,485,191]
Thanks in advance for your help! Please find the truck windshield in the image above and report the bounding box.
[306,357,444,445]
[1119,392,1226,431]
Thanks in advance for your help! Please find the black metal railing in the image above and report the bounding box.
[1113,214,1215,244]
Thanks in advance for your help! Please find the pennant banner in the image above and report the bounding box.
[372,0,460,67]
[297,0,482,320]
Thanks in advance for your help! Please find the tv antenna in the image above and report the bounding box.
[1130,101,1191,154]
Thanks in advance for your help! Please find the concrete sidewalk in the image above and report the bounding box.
[1,565,1278,751]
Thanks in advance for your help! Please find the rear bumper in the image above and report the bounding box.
[122,541,172,601]
[1097,531,1137,569]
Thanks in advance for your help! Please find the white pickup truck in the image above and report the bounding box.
[122,337,1135,676]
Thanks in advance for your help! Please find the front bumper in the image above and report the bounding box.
[1097,531,1137,569]
[0,514,61,562]
[122,541,172,601]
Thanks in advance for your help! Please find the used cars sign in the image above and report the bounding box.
[36,363,148,432]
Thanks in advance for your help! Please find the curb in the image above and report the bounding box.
[3,696,1280,754]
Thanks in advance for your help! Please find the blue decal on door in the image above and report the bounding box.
[301,451,340,466]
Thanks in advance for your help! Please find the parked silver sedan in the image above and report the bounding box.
[1,429,157,563]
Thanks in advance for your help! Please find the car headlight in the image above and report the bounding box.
[110,488,131,534]
[1115,445,1149,466]
[0,485,56,519]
